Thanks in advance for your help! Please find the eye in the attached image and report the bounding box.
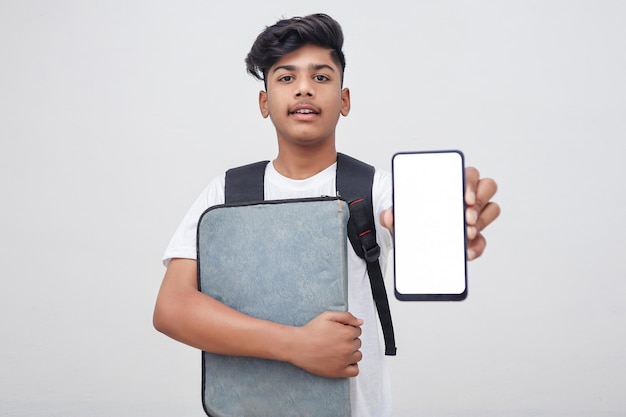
[314,74,329,82]
[278,75,294,82]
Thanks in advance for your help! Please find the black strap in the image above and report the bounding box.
[224,161,268,204]
[224,154,397,356]
[336,153,397,356]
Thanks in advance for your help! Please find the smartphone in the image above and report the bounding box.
[392,150,468,301]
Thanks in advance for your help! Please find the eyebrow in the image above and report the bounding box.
[272,63,336,73]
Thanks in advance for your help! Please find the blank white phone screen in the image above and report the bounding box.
[392,151,467,301]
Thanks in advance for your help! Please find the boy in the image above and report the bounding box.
[153,13,500,416]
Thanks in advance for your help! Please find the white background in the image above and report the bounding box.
[1,1,625,416]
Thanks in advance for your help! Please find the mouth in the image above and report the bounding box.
[289,105,320,116]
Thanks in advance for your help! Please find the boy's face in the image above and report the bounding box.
[259,44,350,149]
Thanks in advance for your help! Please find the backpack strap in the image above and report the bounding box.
[336,153,397,356]
[224,160,269,204]
[224,154,397,356]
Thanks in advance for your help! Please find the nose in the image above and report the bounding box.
[295,78,313,97]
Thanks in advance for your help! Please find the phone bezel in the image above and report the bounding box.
[392,150,468,301]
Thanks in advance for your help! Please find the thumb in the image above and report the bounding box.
[380,208,393,232]
[324,311,363,327]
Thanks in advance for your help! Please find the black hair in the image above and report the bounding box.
[245,13,346,86]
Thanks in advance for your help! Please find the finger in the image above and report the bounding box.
[466,205,479,227]
[475,201,501,233]
[325,311,363,327]
[380,208,393,232]
[467,233,486,261]
[344,363,360,377]
[475,177,498,210]
[350,349,363,364]
[466,177,498,226]
[466,224,478,241]
[464,167,480,206]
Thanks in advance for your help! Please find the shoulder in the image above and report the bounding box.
[373,167,391,187]
[372,167,392,209]
[201,173,227,207]
[187,173,227,217]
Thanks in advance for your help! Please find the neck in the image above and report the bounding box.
[273,144,337,180]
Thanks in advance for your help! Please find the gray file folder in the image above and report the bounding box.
[196,197,351,417]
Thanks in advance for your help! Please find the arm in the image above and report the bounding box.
[153,258,363,378]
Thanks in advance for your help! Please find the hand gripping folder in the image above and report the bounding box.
[196,197,352,417]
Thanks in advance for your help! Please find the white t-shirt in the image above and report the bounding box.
[163,161,393,417]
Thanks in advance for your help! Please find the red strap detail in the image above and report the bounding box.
[359,229,372,237]
[350,198,365,205]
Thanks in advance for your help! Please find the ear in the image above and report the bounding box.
[259,90,269,118]
[340,88,351,117]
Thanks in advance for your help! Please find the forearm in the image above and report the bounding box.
[153,259,295,362]
[153,258,363,378]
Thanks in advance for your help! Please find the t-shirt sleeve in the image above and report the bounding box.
[162,174,226,266]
